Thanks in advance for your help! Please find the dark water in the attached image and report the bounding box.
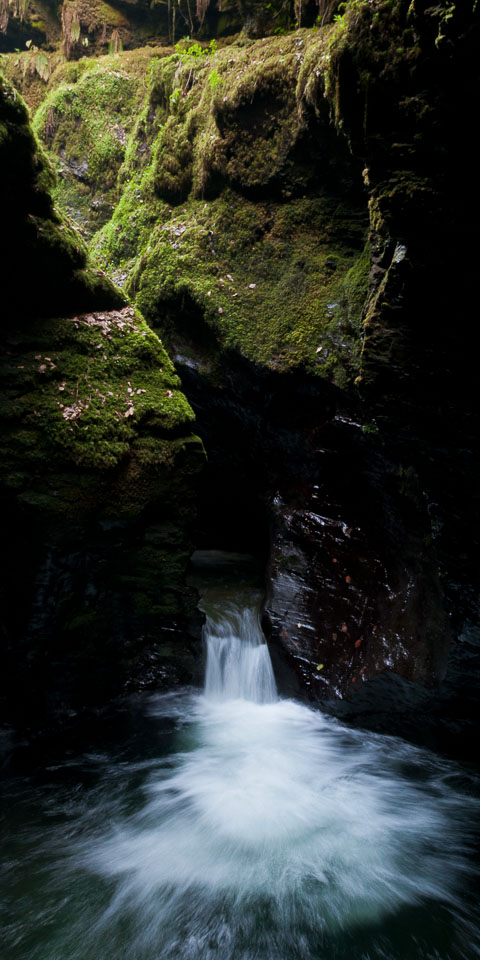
[1,555,479,960]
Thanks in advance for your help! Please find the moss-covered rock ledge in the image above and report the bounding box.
[82,31,370,385]
[1,75,205,729]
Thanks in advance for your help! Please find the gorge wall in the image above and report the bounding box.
[1,0,478,743]
[0,74,205,727]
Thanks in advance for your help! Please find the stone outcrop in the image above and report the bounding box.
[0,75,205,728]
[264,0,480,713]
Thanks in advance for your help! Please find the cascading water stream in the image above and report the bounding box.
[1,585,480,960]
[204,606,277,703]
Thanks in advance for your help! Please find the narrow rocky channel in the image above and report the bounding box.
[1,554,479,960]
[1,3,480,957]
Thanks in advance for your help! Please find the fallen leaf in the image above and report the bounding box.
[355,637,363,648]
[62,404,82,420]
[316,663,324,671]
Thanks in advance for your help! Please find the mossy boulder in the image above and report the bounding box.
[1,73,205,729]
[1,305,205,726]
[86,31,369,385]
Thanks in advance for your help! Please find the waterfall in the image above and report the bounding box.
[5,600,478,960]
[204,605,277,703]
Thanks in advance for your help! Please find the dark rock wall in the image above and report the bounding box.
[263,0,480,720]
[328,0,480,602]
[0,76,205,730]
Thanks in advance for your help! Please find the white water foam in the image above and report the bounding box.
[67,605,479,960]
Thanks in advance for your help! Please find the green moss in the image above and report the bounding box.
[86,31,368,385]
[1,306,195,477]
[369,173,439,234]
[28,47,174,236]
[123,191,366,380]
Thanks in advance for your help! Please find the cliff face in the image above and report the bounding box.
[263,1,480,716]
[0,75,205,728]
[1,1,479,733]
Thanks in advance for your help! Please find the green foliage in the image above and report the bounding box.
[426,1,457,48]
[169,86,182,107]
[174,38,217,59]
[12,43,53,83]
[208,68,221,89]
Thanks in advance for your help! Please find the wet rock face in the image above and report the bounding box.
[262,417,449,705]
[325,0,480,609]
[264,487,448,704]
[177,349,449,709]
[4,508,204,727]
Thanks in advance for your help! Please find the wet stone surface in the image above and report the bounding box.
[262,421,450,707]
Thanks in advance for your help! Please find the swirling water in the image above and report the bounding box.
[1,594,479,960]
